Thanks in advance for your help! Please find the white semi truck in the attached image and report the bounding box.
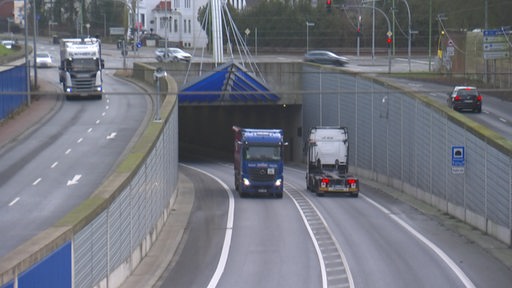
[306,126,359,197]
[59,38,104,100]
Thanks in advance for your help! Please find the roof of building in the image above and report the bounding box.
[178,62,280,104]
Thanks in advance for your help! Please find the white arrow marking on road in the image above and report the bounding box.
[33,178,42,185]
[65,149,71,154]
[9,197,20,206]
[96,120,101,124]
[88,128,93,133]
[106,132,117,140]
[67,174,82,186]
[51,162,58,168]
[77,138,83,143]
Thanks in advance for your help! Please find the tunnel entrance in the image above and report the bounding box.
[178,104,302,163]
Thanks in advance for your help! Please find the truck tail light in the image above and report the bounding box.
[346,178,357,187]
[321,178,329,187]
[477,95,482,101]
[454,95,460,101]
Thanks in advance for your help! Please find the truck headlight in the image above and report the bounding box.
[243,178,251,186]
[274,179,282,186]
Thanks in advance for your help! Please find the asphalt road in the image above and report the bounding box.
[379,76,512,141]
[156,155,512,288]
[0,61,150,258]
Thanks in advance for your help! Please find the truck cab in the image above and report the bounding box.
[233,126,287,198]
[59,38,104,100]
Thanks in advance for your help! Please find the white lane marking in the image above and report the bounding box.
[77,138,83,143]
[32,178,42,185]
[181,164,234,288]
[106,105,110,110]
[499,117,507,123]
[88,128,93,133]
[286,186,328,288]
[285,166,474,287]
[286,181,354,288]
[96,120,101,124]
[106,132,117,140]
[102,112,106,116]
[363,195,476,288]
[67,174,82,186]
[65,149,71,154]
[9,197,20,206]
[51,162,58,168]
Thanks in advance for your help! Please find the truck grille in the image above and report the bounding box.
[248,167,276,182]
[71,77,96,91]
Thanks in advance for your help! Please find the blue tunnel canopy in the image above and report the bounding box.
[178,62,280,104]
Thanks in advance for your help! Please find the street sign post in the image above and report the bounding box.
[451,146,465,174]
[483,29,511,60]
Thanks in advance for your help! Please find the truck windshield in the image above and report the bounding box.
[70,58,98,71]
[244,146,281,161]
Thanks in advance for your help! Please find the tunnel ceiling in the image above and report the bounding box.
[178,62,280,104]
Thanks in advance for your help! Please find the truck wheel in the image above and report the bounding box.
[351,193,359,198]
[316,191,324,197]
[275,193,283,199]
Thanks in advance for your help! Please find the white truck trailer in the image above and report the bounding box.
[306,126,359,197]
[59,38,104,100]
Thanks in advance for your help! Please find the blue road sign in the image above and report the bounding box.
[452,146,465,167]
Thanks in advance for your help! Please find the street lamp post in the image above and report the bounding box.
[400,0,412,72]
[306,21,315,52]
[86,23,90,37]
[362,0,380,64]
[356,2,393,72]
[153,67,167,122]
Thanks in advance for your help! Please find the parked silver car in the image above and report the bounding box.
[155,48,192,62]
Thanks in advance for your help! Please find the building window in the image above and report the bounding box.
[174,0,180,9]
[188,20,191,34]
[159,17,166,29]
[174,19,178,33]
[185,0,190,9]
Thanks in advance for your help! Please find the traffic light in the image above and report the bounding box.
[386,36,392,47]
[326,0,332,13]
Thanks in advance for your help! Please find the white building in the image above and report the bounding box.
[136,0,246,49]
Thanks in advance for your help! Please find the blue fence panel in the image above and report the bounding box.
[17,241,72,288]
[0,65,27,121]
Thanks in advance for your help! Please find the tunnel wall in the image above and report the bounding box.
[301,64,512,245]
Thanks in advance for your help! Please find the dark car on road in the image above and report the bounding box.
[304,50,349,66]
[448,86,482,113]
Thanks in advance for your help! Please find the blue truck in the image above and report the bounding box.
[232,126,287,198]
